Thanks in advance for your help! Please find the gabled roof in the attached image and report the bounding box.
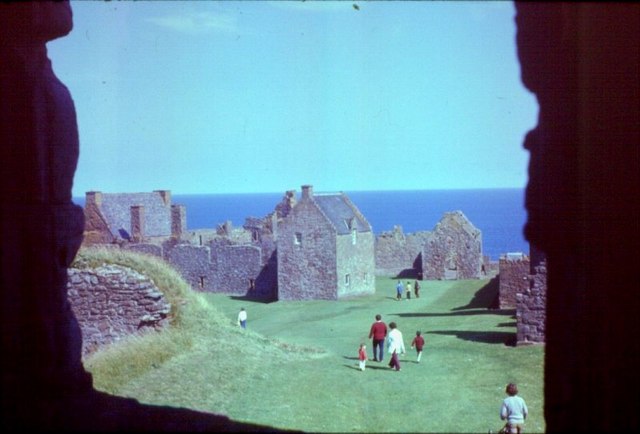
[433,210,480,237]
[98,192,171,240]
[312,193,372,235]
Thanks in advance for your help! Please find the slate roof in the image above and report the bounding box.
[312,193,372,235]
[98,192,172,240]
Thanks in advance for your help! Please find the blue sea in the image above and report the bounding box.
[74,189,529,261]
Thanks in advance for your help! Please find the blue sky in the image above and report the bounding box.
[48,1,537,196]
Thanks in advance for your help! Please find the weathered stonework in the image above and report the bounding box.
[375,226,430,277]
[278,186,375,300]
[498,252,530,309]
[517,247,546,344]
[421,211,483,280]
[67,265,171,356]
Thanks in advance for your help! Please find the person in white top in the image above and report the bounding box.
[237,307,247,329]
[386,322,406,371]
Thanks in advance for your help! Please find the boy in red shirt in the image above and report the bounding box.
[411,331,425,363]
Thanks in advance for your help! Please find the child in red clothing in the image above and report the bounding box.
[411,331,425,363]
[358,343,368,371]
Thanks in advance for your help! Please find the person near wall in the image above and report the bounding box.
[368,314,388,362]
[395,280,404,301]
[387,322,406,371]
[358,343,368,371]
[237,307,247,329]
[500,383,528,434]
[414,280,420,298]
[411,331,425,363]
[405,281,412,299]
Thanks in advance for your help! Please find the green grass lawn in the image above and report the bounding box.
[83,254,544,433]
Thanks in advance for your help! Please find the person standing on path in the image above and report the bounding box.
[406,280,412,299]
[411,331,425,363]
[237,307,247,329]
[396,280,404,301]
[368,314,388,362]
[414,280,420,298]
[387,322,406,371]
[500,383,528,434]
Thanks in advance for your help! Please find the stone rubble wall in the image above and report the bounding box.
[67,264,171,356]
[374,226,429,277]
[517,250,547,344]
[499,255,531,309]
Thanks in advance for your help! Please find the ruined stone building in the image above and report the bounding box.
[277,185,376,300]
[498,252,530,309]
[421,211,483,280]
[374,225,429,278]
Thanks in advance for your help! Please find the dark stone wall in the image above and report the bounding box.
[67,265,171,356]
[213,244,263,295]
[516,249,546,345]
[498,255,530,309]
[278,198,338,300]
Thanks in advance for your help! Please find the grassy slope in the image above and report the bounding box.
[81,249,544,433]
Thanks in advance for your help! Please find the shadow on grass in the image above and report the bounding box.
[451,276,500,311]
[497,321,517,327]
[343,364,389,371]
[427,330,517,346]
[229,295,276,304]
[391,309,516,318]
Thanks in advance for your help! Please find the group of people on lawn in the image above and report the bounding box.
[359,314,424,372]
[395,280,420,300]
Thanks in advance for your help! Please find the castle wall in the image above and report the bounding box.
[375,226,429,277]
[167,244,213,291]
[517,248,547,344]
[67,265,171,356]
[213,244,263,295]
[422,211,483,280]
[336,231,376,298]
[499,253,530,309]
[278,199,338,300]
[124,242,163,258]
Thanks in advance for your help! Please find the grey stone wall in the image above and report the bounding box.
[375,226,429,277]
[67,265,171,356]
[125,242,163,258]
[422,211,483,280]
[213,244,263,295]
[498,254,530,309]
[517,248,547,344]
[336,231,376,298]
[278,199,338,300]
[167,244,213,291]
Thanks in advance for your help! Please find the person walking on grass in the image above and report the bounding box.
[406,280,412,299]
[387,322,405,371]
[500,383,528,434]
[237,307,247,329]
[358,343,368,371]
[368,314,388,362]
[414,280,420,298]
[396,280,404,301]
[411,330,425,363]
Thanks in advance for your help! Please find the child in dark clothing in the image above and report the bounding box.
[411,331,425,363]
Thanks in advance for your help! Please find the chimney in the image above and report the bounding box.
[85,191,102,207]
[130,205,145,242]
[154,190,171,206]
[171,204,186,238]
[301,185,313,200]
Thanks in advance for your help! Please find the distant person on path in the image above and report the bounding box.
[358,343,368,371]
[414,280,420,298]
[387,322,406,371]
[237,307,247,329]
[406,280,412,299]
[396,280,404,300]
[500,383,528,434]
[368,314,388,362]
[411,331,425,363]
